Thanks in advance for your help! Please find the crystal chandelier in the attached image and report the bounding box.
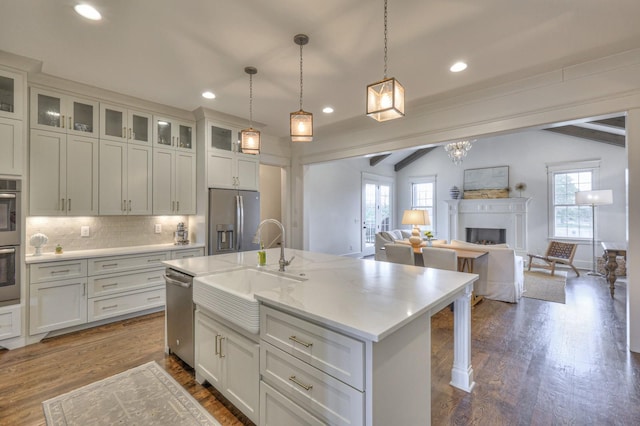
[290,34,313,142]
[240,66,260,154]
[366,0,405,122]
[444,140,473,165]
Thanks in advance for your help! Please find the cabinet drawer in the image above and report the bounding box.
[0,305,21,341]
[260,381,326,426]
[88,286,165,322]
[171,247,204,260]
[30,259,88,283]
[260,306,365,390]
[261,342,364,426]
[88,267,165,298]
[88,252,170,275]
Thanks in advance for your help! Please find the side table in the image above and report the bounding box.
[601,242,627,297]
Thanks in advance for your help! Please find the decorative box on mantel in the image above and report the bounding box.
[444,197,532,255]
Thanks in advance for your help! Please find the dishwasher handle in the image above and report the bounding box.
[163,274,192,289]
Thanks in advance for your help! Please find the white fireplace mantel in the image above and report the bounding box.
[444,198,532,255]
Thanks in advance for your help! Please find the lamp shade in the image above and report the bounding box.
[575,189,613,206]
[366,77,405,122]
[290,109,313,142]
[240,128,260,154]
[401,209,430,226]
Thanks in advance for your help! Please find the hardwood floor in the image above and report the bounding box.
[1,273,638,425]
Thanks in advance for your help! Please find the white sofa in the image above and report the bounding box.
[439,239,524,303]
[374,230,412,261]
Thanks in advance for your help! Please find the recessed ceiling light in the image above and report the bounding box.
[322,106,334,114]
[450,61,468,73]
[74,4,102,21]
[202,91,216,99]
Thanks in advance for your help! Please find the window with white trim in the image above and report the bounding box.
[548,160,600,239]
[411,176,436,233]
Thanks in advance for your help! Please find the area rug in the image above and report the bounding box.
[42,361,221,426]
[523,270,567,304]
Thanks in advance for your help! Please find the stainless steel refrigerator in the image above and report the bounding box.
[208,188,260,255]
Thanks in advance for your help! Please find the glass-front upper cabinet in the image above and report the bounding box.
[154,116,194,152]
[30,87,99,137]
[100,103,152,145]
[209,124,236,152]
[0,68,24,120]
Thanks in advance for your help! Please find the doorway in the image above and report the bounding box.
[362,174,393,256]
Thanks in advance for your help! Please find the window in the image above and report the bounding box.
[411,176,436,233]
[548,160,600,239]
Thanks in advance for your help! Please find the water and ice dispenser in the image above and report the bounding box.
[216,224,235,251]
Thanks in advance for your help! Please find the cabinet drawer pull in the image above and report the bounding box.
[123,126,126,138]
[215,334,221,356]
[177,201,180,211]
[289,335,313,348]
[147,258,162,263]
[101,263,118,268]
[147,295,161,301]
[61,198,65,211]
[68,198,71,211]
[61,115,65,128]
[69,117,72,130]
[147,276,162,281]
[102,304,118,310]
[102,283,118,288]
[289,375,313,391]
[51,269,71,274]
[181,255,194,258]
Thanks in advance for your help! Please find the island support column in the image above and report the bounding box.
[450,283,476,392]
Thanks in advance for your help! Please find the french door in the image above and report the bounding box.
[362,175,392,256]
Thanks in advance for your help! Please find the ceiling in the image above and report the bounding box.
[1,1,639,140]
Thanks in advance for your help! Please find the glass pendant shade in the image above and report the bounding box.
[290,110,313,142]
[240,127,260,154]
[367,77,405,122]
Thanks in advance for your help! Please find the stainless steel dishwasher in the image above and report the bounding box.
[165,268,195,368]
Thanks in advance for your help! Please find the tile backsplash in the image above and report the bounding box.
[26,216,190,254]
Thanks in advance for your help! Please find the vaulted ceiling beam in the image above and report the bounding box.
[544,126,625,147]
[394,148,434,172]
[369,154,391,167]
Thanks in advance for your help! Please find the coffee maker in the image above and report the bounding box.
[174,222,189,245]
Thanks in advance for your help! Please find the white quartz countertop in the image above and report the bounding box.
[167,248,478,342]
[25,243,205,264]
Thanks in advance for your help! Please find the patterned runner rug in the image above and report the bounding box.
[42,361,221,426]
[523,270,567,304]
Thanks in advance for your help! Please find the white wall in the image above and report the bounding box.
[259,164,282,247]
[305,157,394,255]
[304,129,626,268]
[396,130,626,269]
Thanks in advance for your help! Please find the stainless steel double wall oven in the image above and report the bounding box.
[0,179,20,307]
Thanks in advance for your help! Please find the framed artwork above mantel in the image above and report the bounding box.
[463,165,509,199]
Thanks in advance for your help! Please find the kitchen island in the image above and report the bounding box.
[163,248,477,425]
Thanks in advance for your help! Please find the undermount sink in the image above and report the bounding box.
[193,267,305,334]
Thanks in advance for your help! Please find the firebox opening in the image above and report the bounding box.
[466,227,506,245]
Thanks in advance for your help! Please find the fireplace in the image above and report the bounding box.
[444,198,531,255]
[466,227,506,245]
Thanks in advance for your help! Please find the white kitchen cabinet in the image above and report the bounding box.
[154,116,195,152]
[171,247,204,260]
[100,103,153,145]
[29,276,88,335]
[30,129,99,216]
[207,151,259,191]
[30,87,98,138]
[0,117,23,176]
[99,140,152,215]
[195,309,260,424]
[153,148,196,215]
[88,286,164,322]
[260,381,326,426]
[206,122,259,190]
[0,304,21,341]
[0,67,25,120]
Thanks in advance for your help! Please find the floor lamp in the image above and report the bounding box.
[575,189,613,276]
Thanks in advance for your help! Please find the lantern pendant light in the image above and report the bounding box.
[290,34,313,142]
[366,0,405,122]
[240,66,260,155]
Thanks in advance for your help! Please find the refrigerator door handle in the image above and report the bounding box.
[237,195,244,251]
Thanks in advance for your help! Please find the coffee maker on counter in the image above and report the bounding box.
[174,222,189,245]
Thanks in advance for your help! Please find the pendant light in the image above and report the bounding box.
[240,66,260,155]
[290,34,313,142]
[366,0,405,122]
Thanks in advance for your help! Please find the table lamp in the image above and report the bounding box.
[402,209,430,249]
[575,189,613,275]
